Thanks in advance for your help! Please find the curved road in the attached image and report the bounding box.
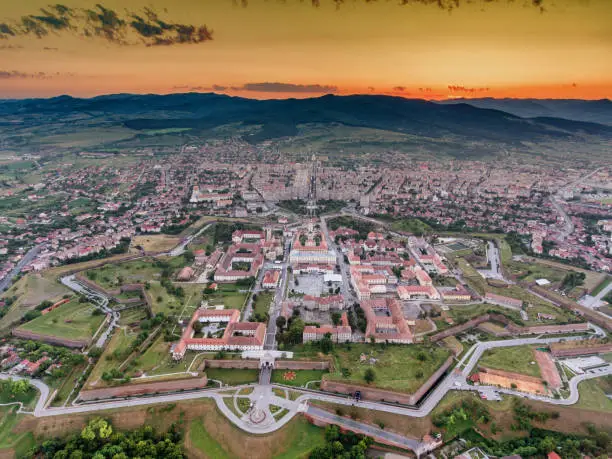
[2,329,608,433]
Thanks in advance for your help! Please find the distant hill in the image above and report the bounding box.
[1,93,611,161]
[438,98,612,126]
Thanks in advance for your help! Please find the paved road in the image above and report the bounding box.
[168,223,213,257]
[580,278,612,309]
[60,275,117,348]
[306,405,425,452]
[0,244,43,292]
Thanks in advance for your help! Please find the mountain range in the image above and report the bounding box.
[1,93,611,161]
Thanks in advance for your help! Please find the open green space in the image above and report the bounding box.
[253,292,274,317]
[271,417,326,459]
[202,283,249,311]
[205,368,259,385]
[272,370,328,387]
[0,406,36,458]
[390,218,433,236]
[129,335,205,377]
[478,345,541,378]
[591,276,611,296]
[325,343,450,393]
[85,258,164,290]
[448,303,522,325]
[574,377,612,413]
[18,298,105,341]
[189,419,234,459]
[85,327,136,389]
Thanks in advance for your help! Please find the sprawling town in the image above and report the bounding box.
[0,148,611,458]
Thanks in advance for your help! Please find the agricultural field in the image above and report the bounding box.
[477,345,541,378]
[325,343,450,393]
[17,298,105,341]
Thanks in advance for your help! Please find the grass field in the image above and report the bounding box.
[271,370,327,387]
[390,218,433,236]
[85,327,136,389]
[574,378,612,413]
[253,292,274,317]
[205,368,259,385]
[448,303,522,325]
[131,235,181,253]
[0,406,36,458]
[478,345,541,378]
[591,276,612,296]
[129,335,205,377]
[85,258,163,290]
[202,283,249,311]
[189,419,235,459]
[0,274,70,332]
[18,299,105,341]
[325,343,450,393]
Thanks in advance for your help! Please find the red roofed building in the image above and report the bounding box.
[397,285,440,300]
[172,308,266,359]
[360,298,413,344]
[303,312,352,343]
[262,270,280,289]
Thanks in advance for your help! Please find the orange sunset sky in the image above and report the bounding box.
[0,0,611,99]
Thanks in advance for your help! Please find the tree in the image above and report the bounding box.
[330,311,341,326]
[192,321,204,334]
[275,316,286,331]
[320,333,333,354]
[364,368,376,384]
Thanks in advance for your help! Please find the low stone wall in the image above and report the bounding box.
[432,313,589,342]
[78,376,208,401]
[203,359,330,370]
[320,379,415,404]
[12,328,89,348]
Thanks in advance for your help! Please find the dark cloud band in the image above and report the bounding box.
[0,4,213,47]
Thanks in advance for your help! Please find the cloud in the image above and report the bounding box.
[237,82,338,93]
[0,4,213,47]
[0,70,52,79]
[447,85,489,94]
[238,0,549,13]
[393,86,406,92]
[212,84,228,91]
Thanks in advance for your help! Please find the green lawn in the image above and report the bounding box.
[390,218,433,236]
[591,276,611,296]
[478,345,541,378]
[85,258,163,290]
[0,406,36,458]
[325,343,450,393]
[130,336,204,376]
[205,368,259,385]
[448,303,522,324]
[85,327,136,389]
[18,299,105,341]
[271,418,326,459]
[203,283,249,311]
[253,292,274,317]
[574,378,612,413]
[272,370,327,387]
[189,419,235,459]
